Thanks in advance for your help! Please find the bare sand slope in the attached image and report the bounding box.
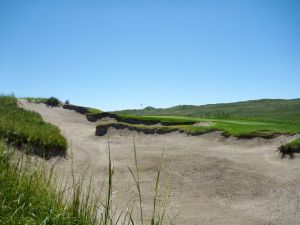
[21,100,300,225]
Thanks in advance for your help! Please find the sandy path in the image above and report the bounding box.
[21,100,300,225]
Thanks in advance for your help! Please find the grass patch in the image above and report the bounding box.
[0,139,172,224]
[278,138,300,158]
[23,97,49,103]
[117,114,197,125]
[0,96,67,157]
[212,120,300,138]
[23,97,62,107]
[0,142,97,225]
[86,107,102,115]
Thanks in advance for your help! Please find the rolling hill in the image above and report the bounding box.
[114,99,300,124]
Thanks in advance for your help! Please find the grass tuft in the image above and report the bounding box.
[278,138,300,159]
[0,140,173,225]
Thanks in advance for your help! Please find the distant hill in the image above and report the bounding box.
[113,99,300,124]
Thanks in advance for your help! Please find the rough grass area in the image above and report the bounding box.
[23,97,49,103]
[0,141,172,225]
[0,96,67,157]
[23,97,62,107]
[279,138,300,158]
[0,142,97,225]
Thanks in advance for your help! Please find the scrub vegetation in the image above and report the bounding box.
[0,96,67,157]
[0,140,170,225]
[24,97,61,107]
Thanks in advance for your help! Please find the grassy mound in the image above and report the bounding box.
[279,138,300,158]
[0,96,67,158]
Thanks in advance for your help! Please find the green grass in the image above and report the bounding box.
[97,114,300,138]
[23,97,62,107]
[116,114,197,125]
[0,140,172,224]
[0,141,97,225]
[211,120,300,138]
[86,107,102,115]
[286,137,300,148]
[0,96,67,157]
[278,138,300,158]
[22,97,49,104]
[114,98,300,125]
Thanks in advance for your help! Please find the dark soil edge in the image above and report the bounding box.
[87,112,195,125]
[95,123,214,136]
[63,104,90,115]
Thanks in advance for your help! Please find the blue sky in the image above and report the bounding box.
[0,0,299,111]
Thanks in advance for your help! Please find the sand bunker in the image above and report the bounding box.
[20,100,300,225]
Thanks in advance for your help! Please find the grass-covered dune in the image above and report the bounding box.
[0,96,67,158]
[114,98,300,124]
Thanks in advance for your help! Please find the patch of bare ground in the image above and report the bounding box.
[20,99,300,225]
[193,121,214,126]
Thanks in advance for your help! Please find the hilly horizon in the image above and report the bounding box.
[114,98,300,124]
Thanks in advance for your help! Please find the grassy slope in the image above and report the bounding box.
[0,141,99,225]
[110,99,300,138]
[115,98,300,124]
[0,96,67,156]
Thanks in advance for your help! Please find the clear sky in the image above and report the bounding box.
[0,0,299,111]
